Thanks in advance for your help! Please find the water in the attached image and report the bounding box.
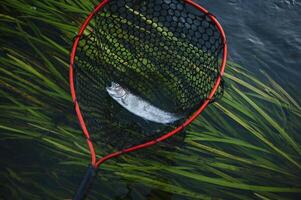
[1,0,301,199]
[201,0,301,97]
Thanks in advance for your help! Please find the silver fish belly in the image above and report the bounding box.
[106,82,181,124]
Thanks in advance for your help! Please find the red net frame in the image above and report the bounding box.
[70,0,227,169]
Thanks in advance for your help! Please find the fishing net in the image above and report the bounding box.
[72,0,225,152]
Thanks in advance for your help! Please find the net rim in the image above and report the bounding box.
[69,0,227,168]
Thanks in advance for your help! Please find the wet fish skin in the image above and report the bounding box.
[106,82,182,124]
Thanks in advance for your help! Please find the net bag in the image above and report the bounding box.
[70,0,227,199]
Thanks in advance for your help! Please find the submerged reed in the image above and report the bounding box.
[0,0,300,199]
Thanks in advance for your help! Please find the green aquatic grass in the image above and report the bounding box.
[1,0,301,199]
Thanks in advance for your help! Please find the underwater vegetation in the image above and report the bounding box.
[0,0,301,199]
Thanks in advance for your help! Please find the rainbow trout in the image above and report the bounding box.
[106,82,182,124]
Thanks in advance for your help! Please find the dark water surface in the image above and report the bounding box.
[201,0,301,97]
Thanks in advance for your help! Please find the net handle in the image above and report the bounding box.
[73,165,97,200]
[70,0,227,168]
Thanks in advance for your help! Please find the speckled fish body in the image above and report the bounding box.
[106,82,181,124]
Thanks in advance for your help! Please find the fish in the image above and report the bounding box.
[106,82,182,124]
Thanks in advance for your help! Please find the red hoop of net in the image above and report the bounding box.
[70,0,227,194]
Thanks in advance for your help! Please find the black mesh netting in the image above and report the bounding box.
[73,0,224,152]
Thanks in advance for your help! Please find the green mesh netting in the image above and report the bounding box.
[73,0,224,151]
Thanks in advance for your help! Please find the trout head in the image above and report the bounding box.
[106,82,127,99]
